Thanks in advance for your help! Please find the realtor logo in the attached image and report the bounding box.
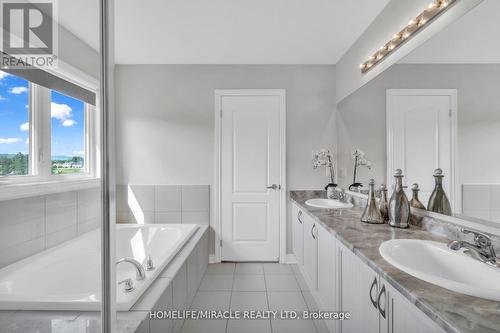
[0,0,58,68]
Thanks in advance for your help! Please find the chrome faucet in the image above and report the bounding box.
[337,189,347,203]
[117,257,147,280]
[448,229,499,267]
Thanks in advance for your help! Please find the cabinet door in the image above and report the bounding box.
[382,279,445,333]
[292,203,304,266]
[317,223,334,310]
[303,213,318,290]
[339,244,380,333]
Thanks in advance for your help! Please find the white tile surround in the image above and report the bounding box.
[117,185,210,225]
[462,184,500,224]
[0,187,101,268]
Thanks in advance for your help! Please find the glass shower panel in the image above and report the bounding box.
[0,0,111,332]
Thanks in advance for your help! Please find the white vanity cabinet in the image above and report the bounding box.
[292,203,304,266]
[290,201,444,333]
[317,222,335,309]
[303,211,318,290]
[379,278,445,333]
[291,201,337,332]
[338,241,445,333]
[339,243,380,333]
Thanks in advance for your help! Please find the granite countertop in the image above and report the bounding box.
[290,190,500,333]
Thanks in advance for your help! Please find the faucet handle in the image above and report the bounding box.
[118,278,135,293]
[461,229,492,247]
[146,255,155,271]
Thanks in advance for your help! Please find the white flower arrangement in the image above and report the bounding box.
[312,149,335,184]
[312,149,334,169]
[351,149,372,169]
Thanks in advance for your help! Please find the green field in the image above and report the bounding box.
[52,168,83,175]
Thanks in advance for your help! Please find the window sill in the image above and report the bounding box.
[0,177,100,202]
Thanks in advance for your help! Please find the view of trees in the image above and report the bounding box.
[0,153,29,176]
[0,154,84,176]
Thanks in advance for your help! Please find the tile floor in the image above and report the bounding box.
[180,263,329,333]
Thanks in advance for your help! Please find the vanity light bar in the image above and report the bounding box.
[360,0,456,74]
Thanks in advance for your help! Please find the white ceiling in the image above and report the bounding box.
[56,0,391,64]
[400,0,500,64]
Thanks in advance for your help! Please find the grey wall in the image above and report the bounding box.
[337,64,500,189]
[0,187,100,268]
[115,65,337,254]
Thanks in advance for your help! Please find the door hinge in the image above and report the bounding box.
[449,109,452,117]
[220,239,223,247]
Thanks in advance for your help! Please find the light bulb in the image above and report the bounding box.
[428,1,438,9]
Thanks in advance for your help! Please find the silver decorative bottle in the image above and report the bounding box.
[427,168,452,215]
[409,183,425,226]
[388,169,410,229]
[379,184,389,223]
[410,183,426,210]
[361,179,384,224]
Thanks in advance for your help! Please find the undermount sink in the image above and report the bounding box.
[379,239,500,301]
[305,198,353,209]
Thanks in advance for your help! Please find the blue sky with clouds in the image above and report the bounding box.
[0,71,84,157]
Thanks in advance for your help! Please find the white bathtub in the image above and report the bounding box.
[0,224,199,311]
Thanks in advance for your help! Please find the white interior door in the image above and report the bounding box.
[220,91,284,262]
[387,89,457,209]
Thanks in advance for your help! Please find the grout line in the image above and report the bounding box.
[292,269,320,333]
[225,271,237,333]
[180,186,183,225]
[262,271,274,333]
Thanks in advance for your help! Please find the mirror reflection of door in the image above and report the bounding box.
[386,89,458,211]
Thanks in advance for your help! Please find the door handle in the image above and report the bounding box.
[311,224,316,240]
[377,284,387,319]
[266,184,281,190]
[369,277,378,309]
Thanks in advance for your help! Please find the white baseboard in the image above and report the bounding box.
[285,253,297,264]
[209,254,217,264]
[209,253,296,264]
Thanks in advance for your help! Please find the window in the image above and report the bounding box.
[0,72,30,176]
[51,91,86,175]
[0,69,98,183]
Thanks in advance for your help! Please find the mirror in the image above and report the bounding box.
[336,0,500,227]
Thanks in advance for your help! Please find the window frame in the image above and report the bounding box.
[0,65,99,191]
